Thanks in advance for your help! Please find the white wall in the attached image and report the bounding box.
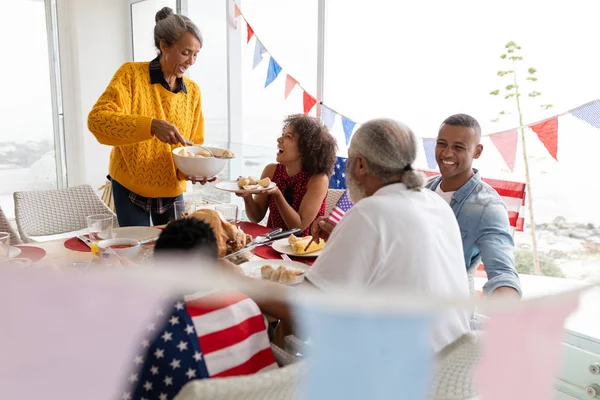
[57,0,130,190]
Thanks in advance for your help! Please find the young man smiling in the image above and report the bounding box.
[425,114,522,297]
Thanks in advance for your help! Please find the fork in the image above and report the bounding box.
[281,254,293,262]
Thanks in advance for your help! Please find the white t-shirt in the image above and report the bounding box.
[435,182,455,204]
[305,183,471,352]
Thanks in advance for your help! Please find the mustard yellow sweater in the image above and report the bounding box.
[88,61,204,198]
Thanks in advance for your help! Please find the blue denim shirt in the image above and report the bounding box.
[425,170,522,296]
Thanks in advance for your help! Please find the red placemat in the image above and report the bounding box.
[253,245,315,265]
[64,236,91,252]
[237,222,315,265]
[15,246,47,262]
[238,221,271,237]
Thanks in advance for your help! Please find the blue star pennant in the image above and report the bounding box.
[342,117,356,145]
[571,100,600,129]
[252,40,266,69]
[296,301,435,400]
[264,57,282,88]
[321,105,336,131]
[422,138,437,170]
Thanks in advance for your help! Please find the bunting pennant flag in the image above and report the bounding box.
[321,105,336,131]
[0,268,164,400]
[489,128,519,172]
[529,118,558,161]
[264,57,282,87]
[475,294,579,400]
[246,24,255,44]
[297,301,435,400]
[329,157,348,189]
[234,4,241,18]
[252,40,266,69]
[303,91,317,114]
[571,100,600,129]
[284,74,297,99]
[422,138,437,170]
[342,117,357,145]
[237,5,599,164]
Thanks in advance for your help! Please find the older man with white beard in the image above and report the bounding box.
[238,119,471,352]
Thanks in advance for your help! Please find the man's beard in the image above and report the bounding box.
[346,171,367,204]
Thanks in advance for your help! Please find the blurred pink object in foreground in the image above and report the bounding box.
[0,267,164,400]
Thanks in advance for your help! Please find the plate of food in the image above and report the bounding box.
[215,176,276,194]
[271,234,325,258]
[241,259,308,285]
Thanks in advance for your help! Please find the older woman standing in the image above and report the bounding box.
[88,7,209,227]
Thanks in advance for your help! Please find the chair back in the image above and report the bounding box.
[0,206,23,245]
[325,189,345,217]
[174,361,305,400]
[14,184,117,243]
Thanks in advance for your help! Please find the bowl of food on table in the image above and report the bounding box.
[96,238,141,259]
[271,234,325,257]
[172,146,235,179]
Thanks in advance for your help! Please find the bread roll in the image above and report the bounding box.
[279,268,296,284]
[261,265,273,279]
[270,265,284,281]
[257,177,271,188]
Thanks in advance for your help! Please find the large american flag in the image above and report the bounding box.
[419,170,526,233]
[326,190,354,226]
[123,291,277,400]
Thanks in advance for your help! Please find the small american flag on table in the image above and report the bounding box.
[326,190,354,226]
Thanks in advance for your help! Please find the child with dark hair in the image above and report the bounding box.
[124,217,277,400]
[154,217,219,260]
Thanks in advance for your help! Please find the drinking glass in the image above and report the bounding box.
[174,200,194,219]
[215,204,239,224]
[86,214,114,242]
[0,232,10,260]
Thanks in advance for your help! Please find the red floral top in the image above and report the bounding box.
[267,164,326,236]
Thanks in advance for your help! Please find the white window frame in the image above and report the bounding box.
[45,0,68,189]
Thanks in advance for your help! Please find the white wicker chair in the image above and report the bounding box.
[174,344,305,400]
[0,206,22,245]
[325,189,345,216]
[431,332,481,400]
[282,333,482,400]
[13,184,117,243]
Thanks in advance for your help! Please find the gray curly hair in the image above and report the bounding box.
[348,118,425,191]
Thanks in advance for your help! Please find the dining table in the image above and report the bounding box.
[12,220,313,347]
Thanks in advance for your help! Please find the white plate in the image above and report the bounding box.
[99,227,162,241]
[241,259,309,285]
[9,246,22,258]
[215,180,277,194]
[271,238,323,258]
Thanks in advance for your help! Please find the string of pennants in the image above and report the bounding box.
[233,5,600,173]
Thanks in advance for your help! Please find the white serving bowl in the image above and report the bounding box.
[172,146,232,179]
[97,238,140,259]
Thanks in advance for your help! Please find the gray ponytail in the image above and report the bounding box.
[400,167,426,191]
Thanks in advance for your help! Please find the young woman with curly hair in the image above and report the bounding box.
[239,114,337,236]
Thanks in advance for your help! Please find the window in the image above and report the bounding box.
[0,0,65,219]
[130,0,178,62]
[325,0,600,286]
[241,0,319,177]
